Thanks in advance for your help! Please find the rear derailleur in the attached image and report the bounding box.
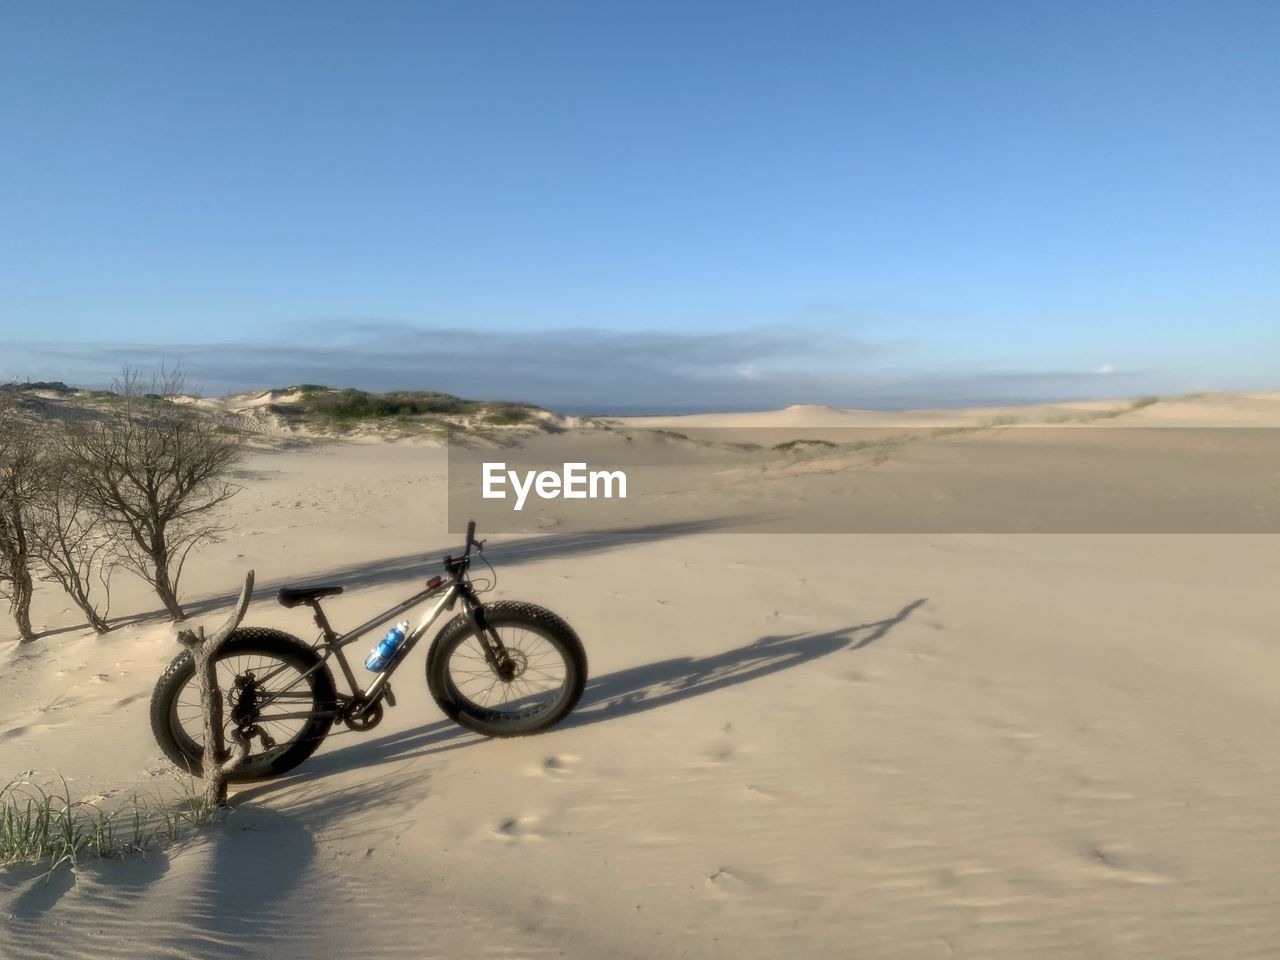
[229,674,277,751]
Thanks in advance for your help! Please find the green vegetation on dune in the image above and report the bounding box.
[0,381,74,394]
[2,382,548,441]
[1048,395,1162,424]
[482,402,538,425]
[269,385,541,427]
[772,438,837,452]
[312,389,476,420]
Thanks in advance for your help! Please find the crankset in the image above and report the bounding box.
[341,698,385,732]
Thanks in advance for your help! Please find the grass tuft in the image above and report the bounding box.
[772,438,838,452]
[1,775,223,871]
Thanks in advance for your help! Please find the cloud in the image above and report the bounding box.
[1,321,875,406]
[0,321,1159,412]
[1095,363,1116,375]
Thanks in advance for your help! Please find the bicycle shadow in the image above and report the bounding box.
[279,598,927,782]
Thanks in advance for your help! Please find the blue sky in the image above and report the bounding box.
[1,1,1276,409]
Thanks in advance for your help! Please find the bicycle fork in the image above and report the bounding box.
[461,593,517,681]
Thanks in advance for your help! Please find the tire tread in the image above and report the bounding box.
[426,601,587,737]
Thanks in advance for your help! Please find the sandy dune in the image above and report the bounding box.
[3,393,1279,958]
[615,391,1280,429]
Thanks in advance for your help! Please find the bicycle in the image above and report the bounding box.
[149,520,588,781]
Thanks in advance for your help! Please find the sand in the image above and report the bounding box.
[3,392,1279,958]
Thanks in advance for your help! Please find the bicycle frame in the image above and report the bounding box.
[241,520,511,729]
[252,564,510,727]
[238,583,452,724]
[315,581,457,707]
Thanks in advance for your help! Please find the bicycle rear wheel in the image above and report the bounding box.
[426,601,587,737]
[149,627,337,781]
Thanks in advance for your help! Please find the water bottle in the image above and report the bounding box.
[365,620,410,671]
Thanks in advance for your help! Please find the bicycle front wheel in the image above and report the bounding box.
[426,601,587,737]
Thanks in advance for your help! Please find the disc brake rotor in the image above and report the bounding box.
[505,648,529,680]
[493,647,528,682]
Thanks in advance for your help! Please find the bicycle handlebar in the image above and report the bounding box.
[446,519,480,574]
[442,520,486,589]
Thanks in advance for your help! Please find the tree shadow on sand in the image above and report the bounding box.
[269,597,927,783]
[111,516,752,629]
[0,807,315,960]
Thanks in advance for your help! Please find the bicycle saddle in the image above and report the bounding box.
[276,585,344,608]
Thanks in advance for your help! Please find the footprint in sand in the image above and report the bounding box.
[765,609,813,623]
[699,722,739,765]
[704,866,763,898]
[703,742,734,764]
[493,815,544,842]
[541,754,580,777]
[1083,844,1175,886]
[523,754,581,779]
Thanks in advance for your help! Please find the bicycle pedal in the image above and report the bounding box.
[383,684,396,708]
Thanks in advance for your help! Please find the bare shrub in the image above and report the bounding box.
[61,368,243,621]
[28,456,114,633]
[0,391,41,641]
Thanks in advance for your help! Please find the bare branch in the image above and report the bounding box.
[210,570,255,647]
[175,569,254,806]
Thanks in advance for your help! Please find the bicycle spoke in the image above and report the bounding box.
[446,624,569,717]
[173,649,316,764]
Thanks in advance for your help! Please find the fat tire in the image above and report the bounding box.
[426,601,587,737]
[149,627,337,782]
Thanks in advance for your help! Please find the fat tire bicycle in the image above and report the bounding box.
[149,521,588,781]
